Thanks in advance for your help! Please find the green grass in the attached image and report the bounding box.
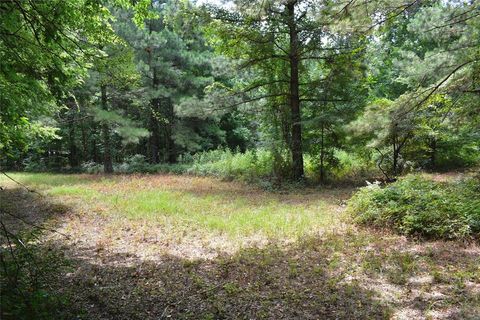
[1,173,339,239]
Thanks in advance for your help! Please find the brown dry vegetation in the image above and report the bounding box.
[1,174,479,319]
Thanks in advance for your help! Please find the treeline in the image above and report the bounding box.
[1,0,479,181]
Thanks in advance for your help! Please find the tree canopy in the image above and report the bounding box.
[1,0,478,180]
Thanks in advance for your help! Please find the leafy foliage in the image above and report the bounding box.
[0,228,69,319]
[347,174,480,239]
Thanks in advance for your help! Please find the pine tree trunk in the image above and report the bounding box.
[68,118,78,168]
[320,123,325,182]
[165,99,176,163]
[91,123,99,163]
[393,145,398,176]
[148,42,162,164]
[80,115,88,162]
[149,103,160,163]
[101,84,113,173]
[287,1,304,180]
[429,137,437,169]
[67,99,79,168]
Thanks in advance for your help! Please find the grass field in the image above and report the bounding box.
[1,173,479,319]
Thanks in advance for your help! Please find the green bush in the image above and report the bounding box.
[114,154,153,173]
[23,156,48,172]
[80,161,103,174]
[347,174,480,239]
[187,148,275,181]
[150,163,190,174]
[0,232,69,319]
[331,150,378,181]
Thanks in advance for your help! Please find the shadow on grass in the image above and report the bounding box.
[1,188,479,320]
[55,244,391,320]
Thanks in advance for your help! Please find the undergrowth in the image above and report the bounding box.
[0,230,70,319]
[78,149,379,185]
[347,174,480,239]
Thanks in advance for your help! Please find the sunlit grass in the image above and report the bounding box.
[1,173,341,238]
[2,172,95,187]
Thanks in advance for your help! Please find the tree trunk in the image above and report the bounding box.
[149,101,161,163]
[165,98,176,163]
[392,145,398,176]
[68,118,78,168]
[287,1,304,180]
[101,84,113,173]
[91,122,99,163]
[80,115,88,162]
[67,102,79,168]
[147,31,161,164]
[392,129,398,176]
[320,123,325,182]
[429,137,437,169]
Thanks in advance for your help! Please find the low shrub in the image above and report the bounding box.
[114,155,190,174]
[331,150,378,182]
[150,163,190,174]
[114,154,151,173]
[23,156,48,172]
[80,161,103,174]
[187,149,275,181]
[0,231,69,319]
[347,174,480,239]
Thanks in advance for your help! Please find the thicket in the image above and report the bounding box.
[42,148,377,185]
[0,229,69,319]
[347,174,480,240]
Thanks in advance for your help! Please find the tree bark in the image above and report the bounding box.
[67,100,79,168]
[429,137,437,169]
[68,118,78,168]
[101,84,113,173]
[287,1,304,180]
[165,98,176,163]
[392,128,398,176]
[80,115,88,162]
[320,123,325,182]
[147,27,161,164]
[92,134,98,163]
[149,95,161,164]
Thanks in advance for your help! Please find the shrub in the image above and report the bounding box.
[331,150,378,182]
[114,154,150,173]
[76,149,280,182]
[187,148,275,181]
[150,163,190,174]
[347,174,480,239]
[80,161,103,174]
[0,231,69,319]
[114,155,190,174]
[23,156,48,172]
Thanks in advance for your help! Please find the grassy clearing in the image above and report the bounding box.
[1,173,479,319]
[1,173,346,241]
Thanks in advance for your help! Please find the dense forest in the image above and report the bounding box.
[1,0,480,319]
[2,0,479,182]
